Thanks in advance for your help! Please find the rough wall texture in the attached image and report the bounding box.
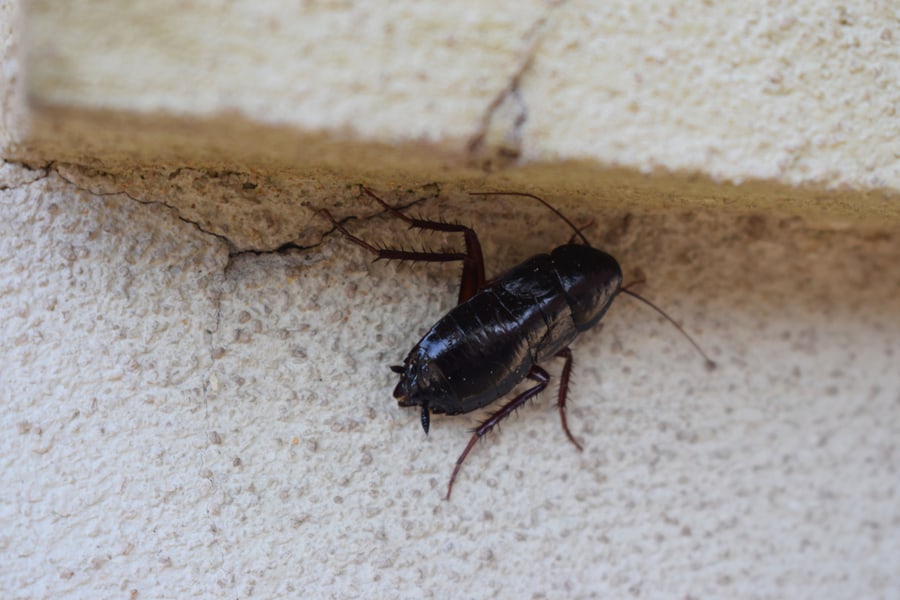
[2,163,899,597]
[524,2,900,188]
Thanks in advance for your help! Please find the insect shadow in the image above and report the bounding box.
[320,187,715,499]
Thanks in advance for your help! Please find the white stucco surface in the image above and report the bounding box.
[523,2,900,188]
[2,165,898,597]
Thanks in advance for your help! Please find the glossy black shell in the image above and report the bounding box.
[393,244,622,417]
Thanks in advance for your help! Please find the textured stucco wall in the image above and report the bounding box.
[2,163,899,597]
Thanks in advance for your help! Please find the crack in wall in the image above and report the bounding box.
[45,161,375,253]
[25,163,450,384]
[4,160,450,369]
[51,162,235,248]
[0,158,52,190]
[467,0,569,170]
[22,160,444,269]
[39,161,335,374]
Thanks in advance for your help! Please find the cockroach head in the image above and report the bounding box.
[390,356,451,435]
[393,386,431,435]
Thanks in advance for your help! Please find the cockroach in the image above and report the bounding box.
[320,187,715,499]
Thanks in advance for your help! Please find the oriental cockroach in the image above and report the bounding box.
[321,187,715,499]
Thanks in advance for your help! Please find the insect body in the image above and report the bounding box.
[321,187,714,499]
[393,244,620,423]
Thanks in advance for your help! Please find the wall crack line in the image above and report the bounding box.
[467,0,570,167]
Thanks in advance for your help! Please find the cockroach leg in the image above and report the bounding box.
[322,186,486,304]
[554,347,583,451]
[446,365,550,500]
[360,186,485,303]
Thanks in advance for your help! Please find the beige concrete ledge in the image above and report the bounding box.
[3,0,899,227]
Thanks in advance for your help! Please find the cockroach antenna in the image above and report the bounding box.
[469,191,591,246]
[618,287,717,370]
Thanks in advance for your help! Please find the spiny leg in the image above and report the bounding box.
[359,186,485,301]
[358,186,486,303]
[446,365,550,500]
[555,347,583,451]
[320,207,467,264]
